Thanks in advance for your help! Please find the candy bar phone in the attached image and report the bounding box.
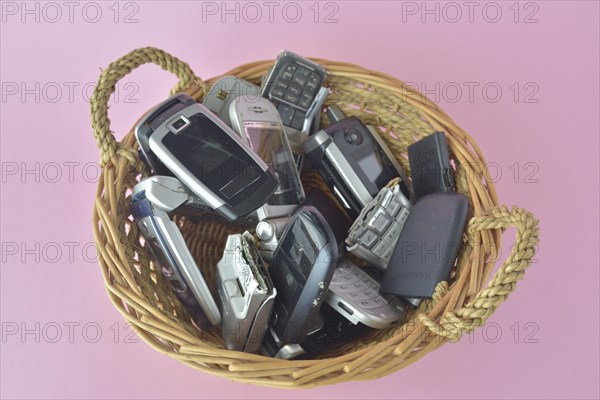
[230,96,305,220]
[408,131,455,200]
[134,93,279,221]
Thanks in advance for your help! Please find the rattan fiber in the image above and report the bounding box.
[90,47,539,388]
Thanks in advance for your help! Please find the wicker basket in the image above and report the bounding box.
[90,47,539,388]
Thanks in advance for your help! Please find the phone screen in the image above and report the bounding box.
[357,152,385,179]
[162,113,263,202]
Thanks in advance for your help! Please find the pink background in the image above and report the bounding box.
[1,1,598,399]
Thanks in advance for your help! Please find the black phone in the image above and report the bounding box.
[261,50,327,133]
[267,206,338,347]
[380,192,469,298]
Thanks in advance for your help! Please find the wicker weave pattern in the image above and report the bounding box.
[90,47,539,388]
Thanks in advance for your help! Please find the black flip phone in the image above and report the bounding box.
[267,206,338,346]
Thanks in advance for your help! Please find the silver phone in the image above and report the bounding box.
[346,178,412,270]
[202,76,261,127]
[135,93,279,221]
[229,96,305,220]
[131,176,221,327]
[325,260,405,329]
[216,232,276,353]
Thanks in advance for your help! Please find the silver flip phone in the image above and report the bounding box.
[303,106,412,219]
[325,260,405,329]
[229,96,305,220]
[346,178,412,270]
[216,232,276,353]
[202,76,261,127]
[131,177,221,328]
[135,93,279,221]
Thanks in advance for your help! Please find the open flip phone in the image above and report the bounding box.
[263,206,338,355]
[131,177,221,328]
[303,106,411,219]
[216,232,276,353]
[134,93,279,221]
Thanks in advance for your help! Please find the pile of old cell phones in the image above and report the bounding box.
[130,50,469,359]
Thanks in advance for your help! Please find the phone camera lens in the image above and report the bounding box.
[171,117,188,131]
[344,129,363,145]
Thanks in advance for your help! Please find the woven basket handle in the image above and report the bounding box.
[419,206,539,341]
[90,47,202,166]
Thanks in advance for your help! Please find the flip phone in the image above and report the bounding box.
[134,93,279,221]
[131,178,221,328]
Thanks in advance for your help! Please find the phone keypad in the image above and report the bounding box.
[327,261,405,326]
[269,61,323,131]
[346,183,412,269]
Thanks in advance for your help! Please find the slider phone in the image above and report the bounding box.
[134,93,279,221]
[267,206,338,348]
[229,96,305,220]
[325,260,405,329]
[380,192,469,299]
[202,76,261,127]
[216,232,276,353]
[303,106,411,219]
[131,178,221,327]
